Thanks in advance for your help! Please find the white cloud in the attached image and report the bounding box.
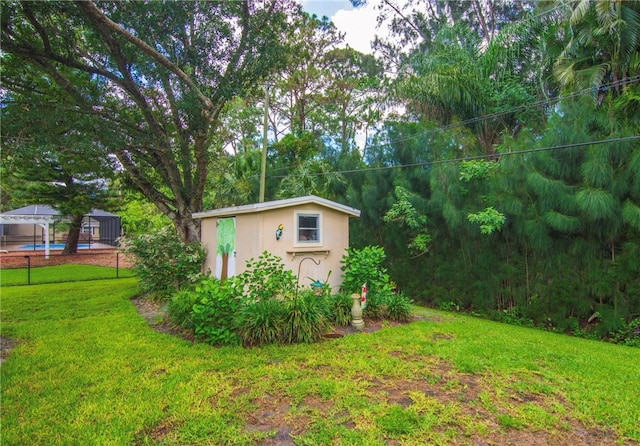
[330,3,379,54]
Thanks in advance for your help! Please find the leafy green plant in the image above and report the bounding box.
[235,298,287,346]
[283,292,330,344]
[383,186,431,256]
[437,300,461,312]
[362,290,388,320]
[491,307,534,328]
[340,245,394,299]
[608,318,640,347]
[385,292,413,322]
[119,228,205,300]
[190,277,241,346]
[234,251,297,301]
[325,293,352,326]
[467,206,506,235]
[167,288,199,329]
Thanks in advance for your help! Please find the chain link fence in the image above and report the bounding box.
[0,250,135,286]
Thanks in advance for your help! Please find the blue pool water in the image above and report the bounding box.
[19,243,91,250]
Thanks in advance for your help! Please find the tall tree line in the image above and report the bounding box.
[2,1,639,334]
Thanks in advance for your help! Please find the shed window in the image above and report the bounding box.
[297,213,320,244]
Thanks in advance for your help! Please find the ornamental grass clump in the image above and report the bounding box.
[325,293,352,326]
[283,292,330,344]
[235,298,287,346]
[385,292,413,322]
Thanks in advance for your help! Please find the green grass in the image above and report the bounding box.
[1,279,639,445]
[0,264,134,286]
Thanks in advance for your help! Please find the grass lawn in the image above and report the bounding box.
[1,277,639,445]
[1,264,134,286]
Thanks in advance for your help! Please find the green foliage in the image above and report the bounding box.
[325,293,352,326]
[608,319,640,348]
[167,288,199,329]
[283,292,330,344]
[234,251,298,301]
[191,277,241,346]
[235,298,286,346]
[459,160,499,182]
[119,195,171,236]
[490,307,535,328]
[383,186,431,256]
[362,290,388,320]
[385,292,413,322]
[2,1,295,243]
[340,246,394,298]
[235,292,330,346]
[467,207,506,234]
[119,228,206,300]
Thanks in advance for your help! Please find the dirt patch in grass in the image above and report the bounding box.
[131,296,194,341]
[0,337,18,366]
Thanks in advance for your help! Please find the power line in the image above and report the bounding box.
[382,75,640,146]
[268,135,640,179]
[261,75,640,178]
[267,75,640,176]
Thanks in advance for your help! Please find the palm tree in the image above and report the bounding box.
[555,0,640,102]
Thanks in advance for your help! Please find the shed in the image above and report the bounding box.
[193,196,361,292]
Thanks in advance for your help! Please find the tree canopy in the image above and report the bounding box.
[1,0,298,242]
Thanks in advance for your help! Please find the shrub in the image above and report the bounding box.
[168,288,199,329]
[386,292,413,322]
[119,228,205,300]
[191,277,241,346]
[340,246,394,300]
[362,290,388,320]
[234,251,297,301]
[326,293,352,326]
[235,298,287,346]
[608,318,640,347]
[283,292,330,344]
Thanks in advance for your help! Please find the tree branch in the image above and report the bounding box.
[75,1,213,112]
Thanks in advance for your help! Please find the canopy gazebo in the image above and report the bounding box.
[0,205,121,257]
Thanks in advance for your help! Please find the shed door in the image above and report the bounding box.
[216,217,236,281]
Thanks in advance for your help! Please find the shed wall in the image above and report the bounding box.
[199,204,350,292]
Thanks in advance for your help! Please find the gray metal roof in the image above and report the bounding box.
[1,205,118,218]
[192,195,361,219]
[3,204,59,215]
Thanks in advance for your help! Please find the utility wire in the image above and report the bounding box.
[268,135,640,179]
[262,75,640,178]
[378,75,640,146]
[265,75,639,175]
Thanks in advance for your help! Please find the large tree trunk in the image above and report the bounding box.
[173,214,201,243]
[63,214,84,255]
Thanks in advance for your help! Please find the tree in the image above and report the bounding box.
[555,0,640,102]
[1,80,117,254]
[1,0,297,242]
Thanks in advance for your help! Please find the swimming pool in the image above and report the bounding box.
[19,243,92,250]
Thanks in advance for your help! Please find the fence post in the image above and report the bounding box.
[24,255,31,285]
[116,252,119,278]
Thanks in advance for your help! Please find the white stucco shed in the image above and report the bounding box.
[192,195,360,292]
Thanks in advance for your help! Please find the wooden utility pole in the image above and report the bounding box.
[259,83,271,203]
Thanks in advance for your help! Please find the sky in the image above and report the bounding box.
[300,0,381,54]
